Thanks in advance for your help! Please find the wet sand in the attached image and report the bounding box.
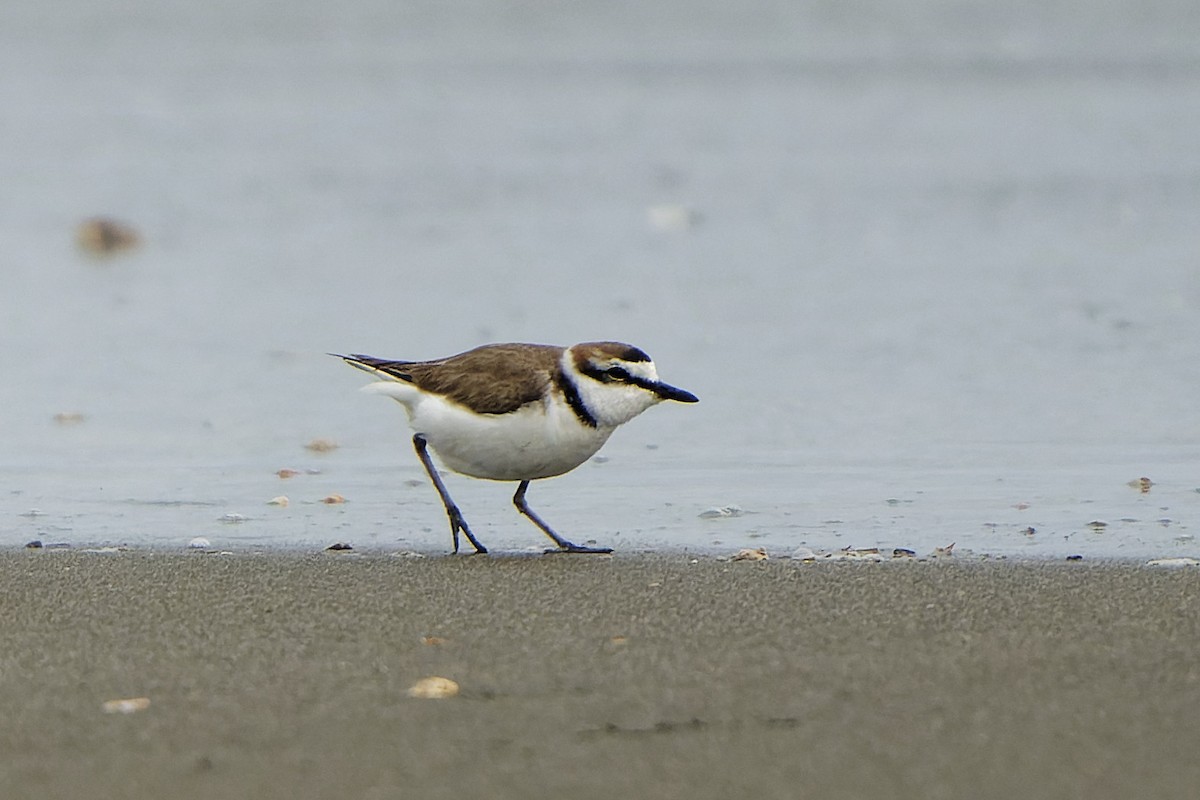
[2,551,1198,799]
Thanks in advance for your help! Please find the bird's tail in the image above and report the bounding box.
[331,353,422,405]
[330,353,415,383]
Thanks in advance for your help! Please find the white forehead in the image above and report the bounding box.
[624,359,660,382]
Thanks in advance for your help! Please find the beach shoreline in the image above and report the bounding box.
[8,536,1191,565]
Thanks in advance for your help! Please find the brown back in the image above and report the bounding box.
[352,343,565,415]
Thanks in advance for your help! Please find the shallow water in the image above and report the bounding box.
[3,0,1199,558]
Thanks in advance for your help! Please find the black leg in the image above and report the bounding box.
[412,434,487,554]
[512,480,613,554]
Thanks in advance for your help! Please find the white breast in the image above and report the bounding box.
[365,380,614,481]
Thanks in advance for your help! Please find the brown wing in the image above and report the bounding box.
[348,344,564,415]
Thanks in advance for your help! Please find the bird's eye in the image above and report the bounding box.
[605,366,631,382]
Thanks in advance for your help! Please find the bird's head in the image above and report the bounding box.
[565,342,698,427]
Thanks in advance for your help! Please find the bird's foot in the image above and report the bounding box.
[544,542,614,555]
[447,507,488,554]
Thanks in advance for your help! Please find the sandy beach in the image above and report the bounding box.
[2,550,1198,799]
[4,1,1198,796]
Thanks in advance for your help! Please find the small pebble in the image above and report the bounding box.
[266,496,289,507]
[325,542,353,551]
[276,468,300,479]
[321,494,346,505]
[187,537,211,549]
[53,412,86,425]
[305,438,339,453]
[25,540,43,549]
[77,217,140,255]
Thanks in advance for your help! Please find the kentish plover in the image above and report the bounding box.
[336,342,698,554]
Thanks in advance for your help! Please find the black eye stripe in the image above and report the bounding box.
[627,373,657,391]
[580,362,655,391]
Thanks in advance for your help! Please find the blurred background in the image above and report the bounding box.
[3,0,1199,557]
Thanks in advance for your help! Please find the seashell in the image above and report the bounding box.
[406,677,459,699]
[699,506,744,519]
[304,438,339,453]
[391,550,426,559]
[321,494,346,505]
[731,547,768,562]
[266,496,289,506]
[646,203,701,232]
[276,468,300,479]
[1127,477,1153,493]
[821,547,884,561]
[102,697,151,714]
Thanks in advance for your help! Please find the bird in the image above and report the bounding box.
[335,342,698,554]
